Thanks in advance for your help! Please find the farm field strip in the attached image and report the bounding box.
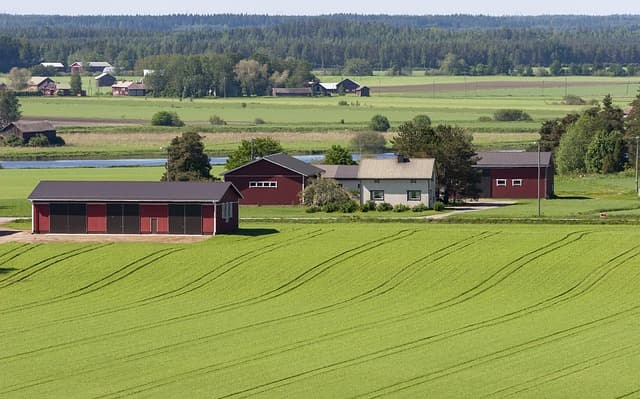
[1,224,640,398]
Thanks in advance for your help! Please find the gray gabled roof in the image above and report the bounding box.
[28,181,242,202]
[1,121,56,133]
[222,152,324,177]
[316,164,360,179]
[474,151,553,168]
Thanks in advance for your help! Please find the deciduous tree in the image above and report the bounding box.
[323,145,356,165]
[0,90,21,128]
[225,137,283,170]
[7,67,30,90]
[161,132,213,181]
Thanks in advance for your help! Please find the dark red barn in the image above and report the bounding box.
[221,152,324,205]
[28,181,242,235]
[474,151,554,199]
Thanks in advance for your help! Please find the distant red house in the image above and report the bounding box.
[474,151,554,199]
[222,152,324,205]
[28,181,242,235]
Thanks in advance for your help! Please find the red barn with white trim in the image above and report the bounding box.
[474,151,554,199]
[28,181,242,235]
[222,153,324,205]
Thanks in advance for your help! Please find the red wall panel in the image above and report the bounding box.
[34,203,49,233]
[202,205,215,235]
[87,204,107,233]
[216,202,239,234]
[139,204,169,234]
[490,167,549,198]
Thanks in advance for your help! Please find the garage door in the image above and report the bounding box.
[169,204,202,234]
[107,204,140,234]
[49,203,87,233]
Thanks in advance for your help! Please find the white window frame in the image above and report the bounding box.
[249,181,277,188]
[512,179,523,187]
[407,190,422,201]
[496,179,507,187]
[370,190,385,201]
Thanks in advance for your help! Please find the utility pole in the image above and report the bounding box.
[537,141,541,217]
[635,136,640,195]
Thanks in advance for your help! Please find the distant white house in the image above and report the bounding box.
[40,62,65,71]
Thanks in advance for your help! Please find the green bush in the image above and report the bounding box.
[339,200,358,213]
[362,200,377,211]
[28,134,50,147]
[477,116,493,122]
[433,201,445,211]
[305,206,321,213]
[493,109,532,122]
[254,118,265,125]
[393,204,410,212]
[151,111,184,127]
[338,100,348,106]
[412,203,429,212]
[3,134,23,147]
[209,115,226,125]
[563,95,586,105]
[376,202,393,212]
[369,114,391,132]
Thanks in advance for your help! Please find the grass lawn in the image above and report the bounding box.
[1,223,640,397]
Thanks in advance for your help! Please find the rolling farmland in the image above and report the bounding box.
[1,224,640,398]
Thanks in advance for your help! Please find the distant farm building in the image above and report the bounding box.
[54,83,71,96]
[112,81,147,96]
[95,73,117,87]
[474,151,554,199]
[28,181,242,235]
[0,121,57,144]
[271,87,313,97]
[28,77,56,95]
[310,78,369,96]
[222,152,324,205]
[70,61,113,74]
[356,86,370,97]
[40,62,65,71]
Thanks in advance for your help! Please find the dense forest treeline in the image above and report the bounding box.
[2,14,640,74]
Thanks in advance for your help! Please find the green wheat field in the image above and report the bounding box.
[1,223,640,398]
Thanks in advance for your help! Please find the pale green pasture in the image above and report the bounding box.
[1,224,640,397]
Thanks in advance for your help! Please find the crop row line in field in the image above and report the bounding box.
[483,343,640,398]
[0,243,112,290]
[0,247,184,314]
[351,303,640,399]
[11,228,332,333]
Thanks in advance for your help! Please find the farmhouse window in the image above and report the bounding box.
[370,190,385,201]
[407,190,421,201]
[410,179,417,184]
[373,179,380,183]
[512,179,523,187]
[249,181,277,188]
[496,179,507,187]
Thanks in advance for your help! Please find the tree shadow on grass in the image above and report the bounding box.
[553,195,592,200]
[232,228,279,237]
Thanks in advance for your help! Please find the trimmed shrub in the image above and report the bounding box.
[254,117,265,125]
[393,204,410,212]
[362,200,377,211]
[411,203,429,212]
[493,109,532,122]
[433,201,445,211]
[339,200,358,213]
[376,202,393,212]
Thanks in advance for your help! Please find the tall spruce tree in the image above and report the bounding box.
[0,90,21,128]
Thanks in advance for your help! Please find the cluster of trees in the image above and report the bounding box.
[3,15,640,75]
[541,94,640,175]
[140,54,312,98]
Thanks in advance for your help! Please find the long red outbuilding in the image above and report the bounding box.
[28,181,242,235]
